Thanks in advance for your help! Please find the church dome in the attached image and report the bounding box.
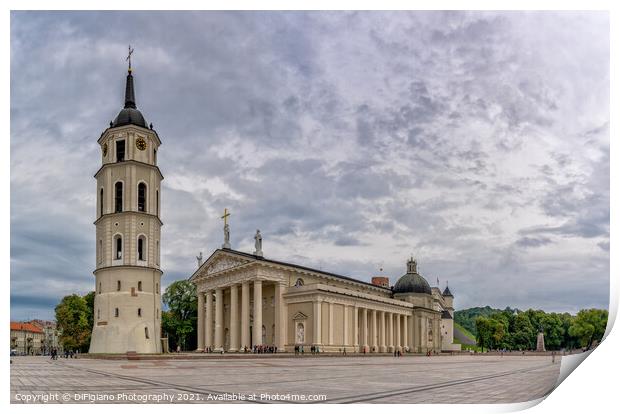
[393,257,432,295]
[112,107,147,128]
[110,68,148,129]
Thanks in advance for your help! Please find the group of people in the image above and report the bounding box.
[293,345,329,355]
[200,346,223,354]
[49,348,77,359]
[251,345,277,353]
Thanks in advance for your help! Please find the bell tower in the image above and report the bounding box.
[89,52,163,353]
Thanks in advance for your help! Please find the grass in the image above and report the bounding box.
[454,340,482,352]
[454,322,476,341]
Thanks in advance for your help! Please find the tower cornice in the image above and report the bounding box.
[94,159,164,180]
[98,124,162,146]
[94,210,164,226]
[93,265,163,276]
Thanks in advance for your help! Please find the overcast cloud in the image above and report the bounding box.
[10,11,609,320]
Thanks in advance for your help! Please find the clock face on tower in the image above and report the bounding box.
[103,143,108,156]
[136,137,147,151]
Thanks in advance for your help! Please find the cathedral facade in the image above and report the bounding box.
[190,246,460,354]
[89,59,163,353]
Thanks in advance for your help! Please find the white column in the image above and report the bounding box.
[241,281,250,350]
[403,315,408,351]
[197,292,204,350]
[343,305,349,346]
[353,306,359,350]
[229,284,239,352]
[205,290,213,349]
[371,309,378,352]
[313,300,322,345]
[395,314,402,351]
[253,280,263,346]
[214,287,224,351]
[387,312,393,352]
[379,311,386,352]
[274,283,286,351]
[328,302,334,345]
[361,308,368,351]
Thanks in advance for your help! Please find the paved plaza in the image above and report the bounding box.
[11,354,561,404]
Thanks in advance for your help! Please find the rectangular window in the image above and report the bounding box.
[116,139,125,162]
[138,183,146,212]
[115,308,119,317]
[115,182,123,213]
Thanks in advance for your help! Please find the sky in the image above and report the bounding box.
[10,11,609,321]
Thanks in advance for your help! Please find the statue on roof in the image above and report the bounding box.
[254,229,263,257]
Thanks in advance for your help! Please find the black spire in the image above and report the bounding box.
[110,46,148,129]
[124,70,136,109]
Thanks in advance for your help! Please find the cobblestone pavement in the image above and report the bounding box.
[10,354,561,404]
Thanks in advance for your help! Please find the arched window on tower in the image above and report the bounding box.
[156,190,159,216]
[138,281,142,291]
[100,188,104,216]
[113,234,123,261]
[153,148,157,164]
[137,235,146,261]
[138,183,146,212]
[115,182,123,213]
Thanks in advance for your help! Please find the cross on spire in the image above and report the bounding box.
[126,45,134,72]
[221,208,231,226]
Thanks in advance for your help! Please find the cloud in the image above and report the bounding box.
[10,11,609,320]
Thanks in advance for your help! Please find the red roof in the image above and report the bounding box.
[10,322,44,334]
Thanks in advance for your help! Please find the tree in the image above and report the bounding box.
[162,280,197,351]
[55,293,92,352]
[83,291,96,331]
[511,312,535,350]
[489,313,511,349]
[539,313,564,350]
[475,317,504,351]
[568,309,608,349]
[475,317,489,351]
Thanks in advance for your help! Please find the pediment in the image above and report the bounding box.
[190,251,253,282]
[292,311,308,320]
[204,255,249,275]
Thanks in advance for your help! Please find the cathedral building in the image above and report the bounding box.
[86,53,458,355]
[190,235,460,353]
[89,56,163,353]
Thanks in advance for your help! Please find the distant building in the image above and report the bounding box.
[30,320,63,354]
[10,322,44,355]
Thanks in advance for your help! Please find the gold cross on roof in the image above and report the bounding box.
[221,208,231,226]
[126,45,134,71]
